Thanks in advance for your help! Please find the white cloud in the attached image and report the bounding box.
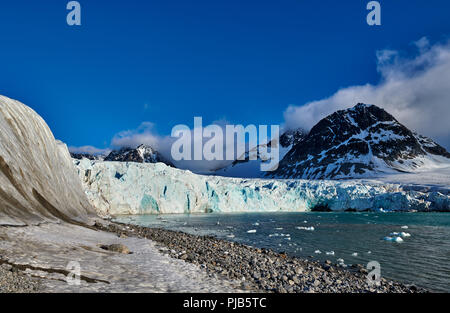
[111,122,161,149]
[284,38,450,149]
[109,120,242,173]
[107,119,271,173]
[69,145,111,156]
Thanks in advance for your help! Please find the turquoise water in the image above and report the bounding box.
[115,212,450,292]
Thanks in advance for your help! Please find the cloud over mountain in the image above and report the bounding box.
[283,38,450,149]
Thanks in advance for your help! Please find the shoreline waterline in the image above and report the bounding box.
[101,219,427,293]
[114,211,450,292]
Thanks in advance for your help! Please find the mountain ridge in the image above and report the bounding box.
[270,103,450,179]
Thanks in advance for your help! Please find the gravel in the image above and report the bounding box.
[96,221,428,293]
[0,263,41,293]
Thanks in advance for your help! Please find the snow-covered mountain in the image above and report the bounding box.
[104,144,175,167]
[0,95,95,226]
[213,128,306,178]
[270,103,450,179]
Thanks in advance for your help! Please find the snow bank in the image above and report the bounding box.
[74,159,450,216]
[0,95,95,226]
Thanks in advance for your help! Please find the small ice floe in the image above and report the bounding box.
[247,229,257,234]
[303,220,308,223]
[253,222,260,226]
[285,237,291,241]
[296,226,315,231]
[401,225,409,229]
[352,252,358,257]
[275,227,283,230]
[389,232,411,238]
[367,251,372,254]
[314,250,322,254]
[325,251,335,256]
[268,233,279,237]
[383,236,404,243]
[227,234,235,238]
[337,258,347,267]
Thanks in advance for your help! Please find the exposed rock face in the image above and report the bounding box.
[0,95,95,226]
[277,128,306,148]
[104,144,175,167]
[70,153,105,161]
[271,103,450,179]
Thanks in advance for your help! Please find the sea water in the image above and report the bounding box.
[115,212,450,292]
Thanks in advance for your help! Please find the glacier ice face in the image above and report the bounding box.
[74,159,450,216]
[0,95,95,226]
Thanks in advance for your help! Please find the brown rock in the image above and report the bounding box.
[100,244,130,254]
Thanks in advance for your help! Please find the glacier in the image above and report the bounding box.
[0,95,95,226]
[74,159,450,216]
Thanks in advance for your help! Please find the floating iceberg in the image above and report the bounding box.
[383,236,404,243]
[296,226,315,231]
[389,232,411,238]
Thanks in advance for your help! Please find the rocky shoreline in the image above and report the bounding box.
[95,221,426,293]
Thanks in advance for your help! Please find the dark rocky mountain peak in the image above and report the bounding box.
[104,144,175,167]
[270,103,450,179]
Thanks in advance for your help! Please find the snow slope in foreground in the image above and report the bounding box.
[74,159,450,216]
[0,223,240,292]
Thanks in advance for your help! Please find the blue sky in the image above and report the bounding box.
[1,0,450,153]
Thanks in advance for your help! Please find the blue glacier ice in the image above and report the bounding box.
[74,159,450,216]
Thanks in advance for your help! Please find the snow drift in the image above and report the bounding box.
[0,95,95,226]
[74,159,450,216]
